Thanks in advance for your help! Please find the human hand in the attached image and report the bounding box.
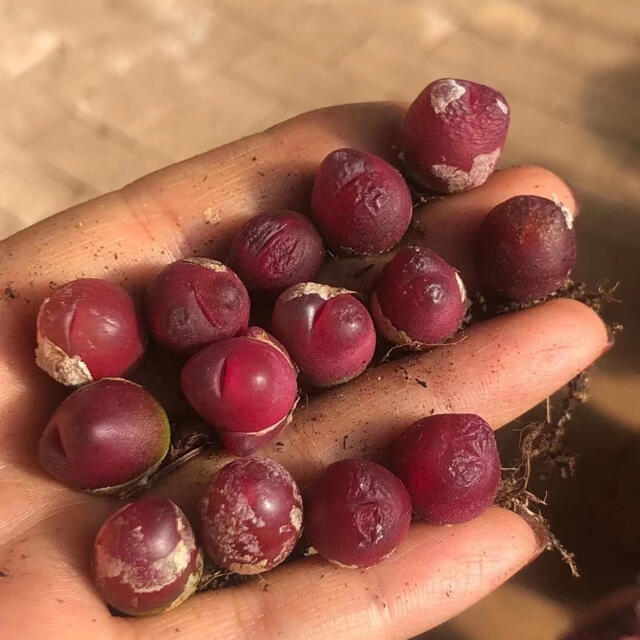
[0,103,610,640]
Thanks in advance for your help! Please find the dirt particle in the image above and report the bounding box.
[415,378,428,388]
[203,207,221,226]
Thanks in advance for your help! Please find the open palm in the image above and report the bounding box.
[0,103,608,640]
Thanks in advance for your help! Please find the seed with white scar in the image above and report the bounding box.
[430,79,466,114]
[431,148,501,193]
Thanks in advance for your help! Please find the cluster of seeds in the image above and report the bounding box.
[34,78,578,616]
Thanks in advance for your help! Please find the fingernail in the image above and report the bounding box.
[564,180,580,217]
[519,512,550,556]
[602,322,620,355]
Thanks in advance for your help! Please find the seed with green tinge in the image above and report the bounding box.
[38,378,170,492]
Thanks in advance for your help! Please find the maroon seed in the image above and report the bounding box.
[371,246,467,349]
[92,498,203,616]
[38,378,170,492]
[474,195,577,302]
[304,458,411,568]
[311,148,412,255]
[145,258,250,356]
[181,327,298,456]
[227,210,325,295]
[388,414,501,524]
[36,278,146,386]
[402,78,509,193]
[200,457,303,574]
[271,282,376,388]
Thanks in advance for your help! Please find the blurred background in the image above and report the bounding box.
[1,0,638,638]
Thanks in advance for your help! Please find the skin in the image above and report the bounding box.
[0,102,609,640]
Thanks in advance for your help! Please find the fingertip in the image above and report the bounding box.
[495,165,578,215]
[533,297,610,357]
[488,507,548,559]
[130,506,548,640]
[261,101,408,165]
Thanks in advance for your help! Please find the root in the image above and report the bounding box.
[470,279,621,322]
[493,279,622,577]
[497,475,580,577]
[352,264,375,279]
[116,430,215,500]
[377,334,468,365]
[197,558,249,593]
[496,370,591,577]
[401,169,443,209]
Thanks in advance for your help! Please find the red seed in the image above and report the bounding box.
[271,283,376,388]
[227,211,325,294]
[145,258,250,355]
[403,78,510,193]
[388,414,501,524]
[36,278,146,386]
[38,378,170,492]
[181,327,298,456]
[200,457,303,574]
[370,246,467,349]
[304,459,411,568]
[311,148,412,255]
[93,498,203,616]
[474,195,577,302]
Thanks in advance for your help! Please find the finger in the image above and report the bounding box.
[131,507,543,640]
[0,102,405,312]
[1,297,606,541]
[318,165,578,298]
[275,299,605,486]
[151,297,607,520]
